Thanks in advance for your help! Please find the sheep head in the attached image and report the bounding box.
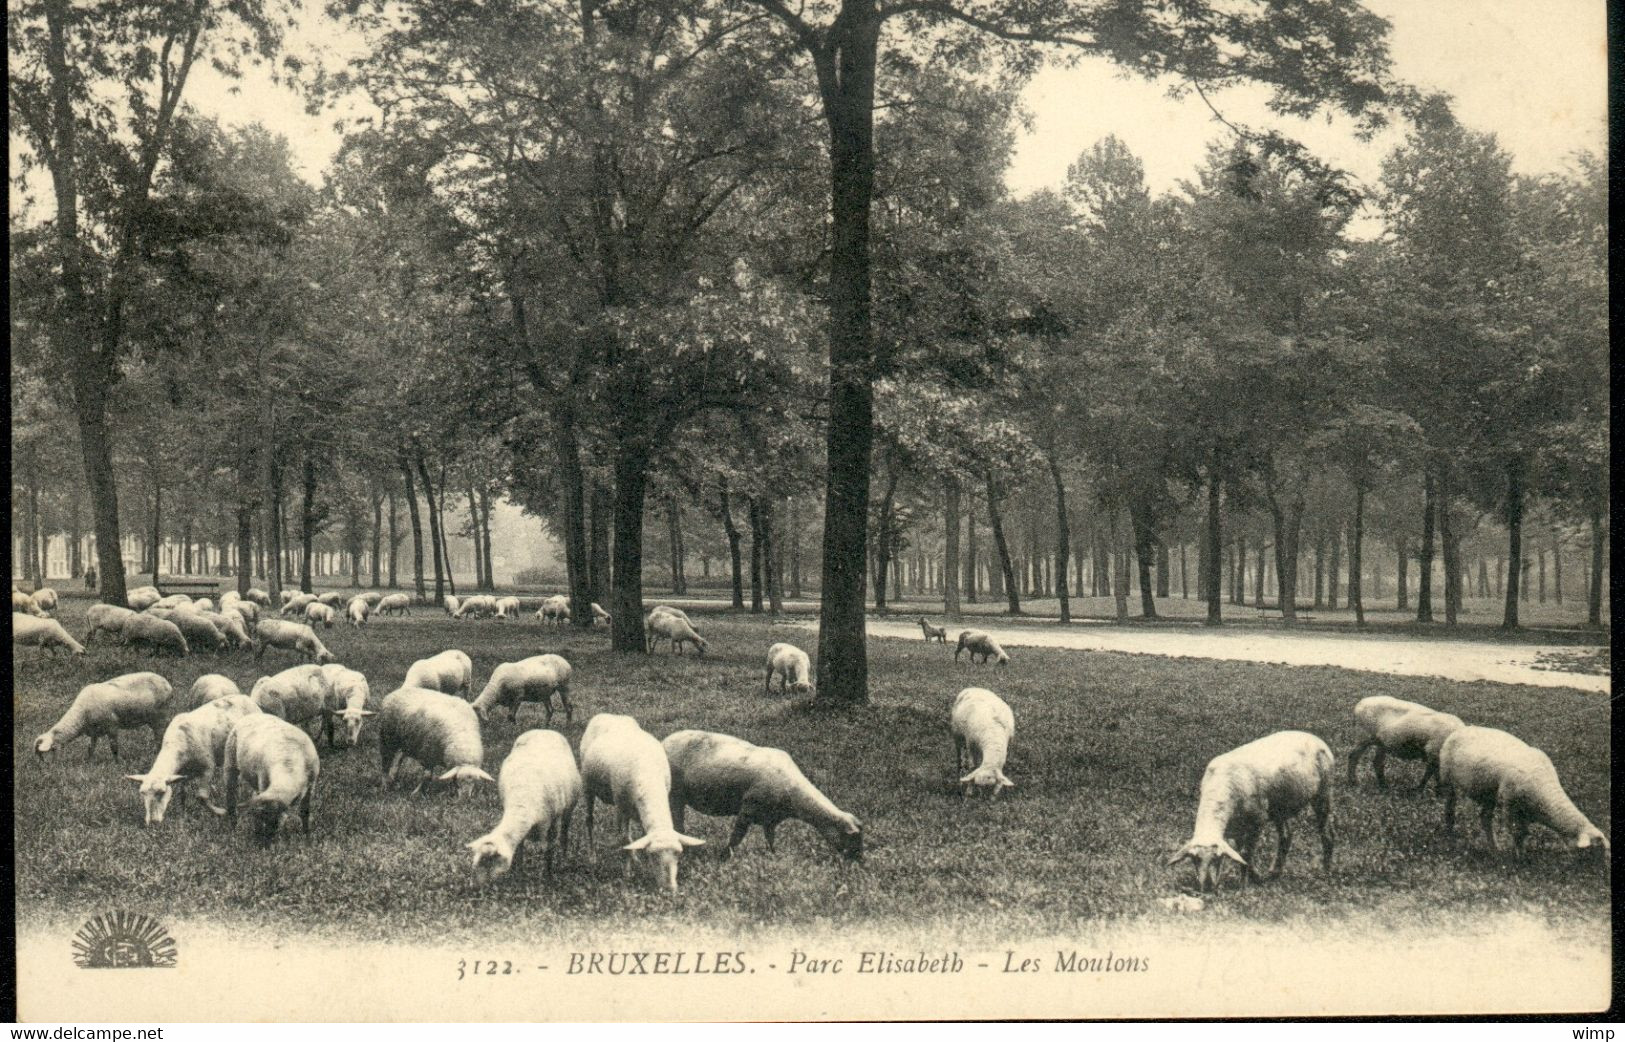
[437,765,496,797]
[791,679,813,695]
[467,835,516,883]
[624,829,705,892]
[960,766,1015,798]
[1167,840,1247,892]
[341,708,377,746]
[1576,825,1610,853]
[246,794,291,845]
[830,815,864,862]
[126,773,190,826]
[33,732,58,763]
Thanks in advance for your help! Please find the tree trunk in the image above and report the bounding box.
[1351,488,1366,627]
[387,486,400,589]
[1204,477,1223,625]
[480,487,495,591]
[436,463,456,598]
[149,478,163,578]
[1327,527,1341,610]
[1314,535,1326,608]
[1254,540,1267,608]
[1537,548,1546,603]
[1111,510,1131,623]
[872,464,899,610]
[1439,472,1459,626]
[1502,459,1524,629]
[588,482,611,606]
[1130,502,1157,619]
[1551,527,1562,604]
[400,460,426,601]
[413,456,444,603]
[943,479,962,616]
[1180,543,1188,599]
[667,495,687,595]
[749,498,765,613]
[300,455,317,593]
[1396,536,1409,611]
[553,426,592,627]
[609,450,651,652]
[719,481,744,609]
[466,486,485,590]
[985,474,1020,614]
[182,517,193,574]
[1416,468,1435,622]
[371,490,383,588]
[1155,541,1170,599]
[789,496,802,599]
[265,460,285,605]
[1269,493,1304,621]
[963,492,978,603]
[1047,458,1071,623]
[762,497,782,615]
[1588,500,1604,626]
[1477,557,1489,599]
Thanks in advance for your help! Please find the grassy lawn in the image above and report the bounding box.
[13,594,1611,948]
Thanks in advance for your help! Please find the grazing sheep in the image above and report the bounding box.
[466,730,583,882]
[1168,731,1335,893]
[1347,695,1466,793]
[14,613,88,655]
[376,593,411,616]
[1438,726,1609,855]
[126,586,162,611]
[226,599,260,629]
[471,655,574,726]
[246,588,272,606]
[151,608,227,653]
[304,601,337,629]
[580,714,704,892]
[30,587,59,614]
[402,649,475,698]
[538,594,571,625]
[188,674,243,708]
[281,592,317,616]
[356,591,384,608]
[591,602,611,626]
[319,663,375,748]
[223,714,320,846]
[250,665,332,735]
[192,597,215,613]
[664,729,862,861]
[201,609,253,649]
[153,594,194,610]
[951,687,1015,797]
[493,596,521,620]
[377,687,494,795]
[317,592,346,608]
[84,603,139,646]
[649,604,698,629]
[763,642,812,695]
[119,613,190,657]
[252,619,336,664]
[444,594,461,617]
[955,630,1009,666]
[34,673,174,762]
[454,595,498,620]
[918,617,947,643]
[646,610,707,656]
[13,590,44,615]
[280,590,297,606]
[347,598,370,628]
[126,694,261,825]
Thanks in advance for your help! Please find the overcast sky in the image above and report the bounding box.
[12,1,1607,219]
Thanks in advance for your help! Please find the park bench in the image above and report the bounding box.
[1254,603,1316,622]
[156,575,224,597]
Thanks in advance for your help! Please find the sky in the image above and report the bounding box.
[11,1,1608,219]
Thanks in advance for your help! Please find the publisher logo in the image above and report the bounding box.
[72,911,178,968]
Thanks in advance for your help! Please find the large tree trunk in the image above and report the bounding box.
[413,456,444,603]
[387,486,400,589]
[1130,502,1157,619]
[1502,459,1524,629]
[1439,474,1460,626]
[1204,476,1223,626]
[1416,468,1435,622]
[479,487,495,591]
[265,460,285,605]
[789,497,803,599]
[1267,490,1304,621]
[1111,510,1131,623]
[1350,489,1366,627]
[719,481,744,609]
[762,498,782,615]
[371,489,383,589]
[943,479,962,616]
[749,498,765,613]
[300,455,317,593]
[235,506,253,597]
[985,474,1020,615]
[1155,541,1170,599]
[1047,458,1071,623]
[400,460,425,600]
[811,3,881,704]
[609,450,651,653]
[588,482,611,607]
[149,478,163,579]
[1396,535,1409,611]
[436,464,456,598]
[1588,500,1604,627]
[872,464,899,610]
[68,490,82,579]
[963,491,978,603]
[466,486,485,590]
[554,426,592,628]
[666,495,687,595]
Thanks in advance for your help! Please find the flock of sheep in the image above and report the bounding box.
[14,585,1611,898]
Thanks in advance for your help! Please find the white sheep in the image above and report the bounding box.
[1438,726,1609,855]
[649,604,698,628]
[376,593,411,616]
[377,686,494,795]
[201,609,253,650]
[664,729,863,861]
[84,603,139,646]
[14,613,87,655]
[763,642,812,695]
[126,586,162,611]
[252,619,336,664]
[470,654,574,726]
[918,617,947,643]
[454,594,498,620]
[356,591,384,608]
[580,713,704,891]
[493,596,521,620]
[148,608,228,653]
[951,687,1015,797]
[955,630,1009,666]
[223,713,320,845]
[317,592,346,608]
[30,587,59,614]
[226,599,260,629]
[246,588,272,606]
[188,673,244,709]
[319,663,375,747]
[192,597,215,613]
[34,672,174,762]
[591,602,611,626]
[119,613,190,657]
[538,594,571,624]
[402,649,475,698]
[304,601,337,629]
[646,609,707,656]
[281,592,317,616]
[1347,695,1465,793]
[280,589,296,605]
[466,730,583,882]
[347,598,370,628]
[250,665,332,737]
[13,589,44,615]
[1168,731,1335,892]
[153,593,193,610]
[125,694,261,825]
[444,594,461,617]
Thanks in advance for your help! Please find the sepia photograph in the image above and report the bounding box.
[7,0,1611,1023]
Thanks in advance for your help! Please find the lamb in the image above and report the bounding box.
[319,663,375,747]
[402,649,475,698]
[466,730,583,882]
[119,613,190,657]
[444,594,461,617]
[951,687,1015,797]
[223,714,320,845]
[645,609,707,656]
[188,673,243,709]
[955,630,1009,666]
[580,713,705,891]
[347,598,370,628]
[664,729,863,861]
[250,664,332,734]
[281,592,317,616]
[538,594,571,624]
[252,619,336,664]
[317,592,346,608]
[918,617,947,643]
[153,593,193,610]
[246,588,272,606]
[34,672,174,762]
[1438,726,1609,855]
[1347,695,1465,793]
[376,687,494,795]
[125,694,261,825]
[1168,731,1335,893]
[493,596,521,620]
[126,586,162,611]
[304,601,337,629]
[454,594,498,620]
[376,593,411,616]
[14,613,88,655]
[13,590,44,615]
[591,602,611,626]
[30,587,59,614]
[471,655,574,726]
[763,642,812,695]
[84,603,139,646]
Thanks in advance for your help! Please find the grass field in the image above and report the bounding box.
[12,593,1611,949]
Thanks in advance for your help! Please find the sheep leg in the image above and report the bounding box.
[558,687,573,725]
[385,751,407,789]
[1313,790,1335,872]
[1509,809,1530,856]
[301,788,313,835]
[558,806,574,865]
[1442,785,1457,834]
[1478,799,1498,851]
[585,795,596,862]
[764,667,774,695]
[109,732,119,759]
[954,734,966,771]
[762,822,778,853]
[1345,738,1375,785]
[1417,761,1439,794]
[1269,821,1291,879]
[723,817,753,860]
[86,736,99,760]
[1372,748,1388,790]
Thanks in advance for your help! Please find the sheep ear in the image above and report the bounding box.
[166,774,188,785]
[124,774,147,784]
[1219,841,1247,866]
[623,835,653,852]
[1166,844,1195,866]
[359,710,377,717]
[677,833,706,848]
[958,771,978,785]
[843,818,862,835]
[470,768,496,784]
